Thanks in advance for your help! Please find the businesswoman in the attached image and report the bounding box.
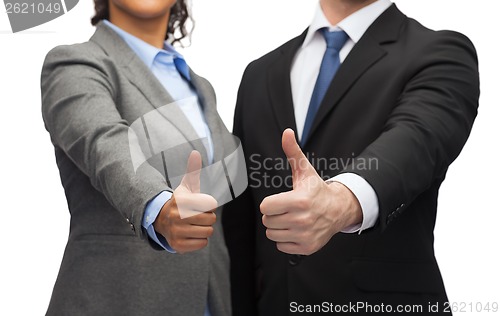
[41,1,232,315]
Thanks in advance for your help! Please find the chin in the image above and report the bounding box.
[113,0,177,19]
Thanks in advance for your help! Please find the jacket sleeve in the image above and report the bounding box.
[41,44,171,240]
[345,31,479,231]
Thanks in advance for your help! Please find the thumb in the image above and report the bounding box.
[181,150,202,193]
[282,129,315,180]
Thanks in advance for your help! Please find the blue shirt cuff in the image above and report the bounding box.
[142,191,176,253]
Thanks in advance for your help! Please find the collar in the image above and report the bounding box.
[102,20,186,71]
[303,0,392,47]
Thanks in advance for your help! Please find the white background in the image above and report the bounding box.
[1,0,498,314]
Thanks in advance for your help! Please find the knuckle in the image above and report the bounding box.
[303,216,314,227]
[290,216,301,227]
[206,227,214,237]
[305,246,315,256]
[265,229,273,240]
[295,214,313,228]
[261,215,268,227]
[198,239,209,249]
[304,242,319,255]
[259,200,268,215]
[292,215,308,228]
[209,212,217,225]
[276,243,284,252]
[296,196,311,210]
[300,244,312,256]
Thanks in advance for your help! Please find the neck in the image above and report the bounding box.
[320,0,378,25]
[109,6,169,49]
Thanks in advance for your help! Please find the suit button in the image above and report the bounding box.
[387,214,394,224]
[289,255,302,266]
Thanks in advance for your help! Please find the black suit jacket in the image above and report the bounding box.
[223,4,479,316]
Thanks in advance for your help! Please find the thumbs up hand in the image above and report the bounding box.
[260,129,362,255]
[154,151,218,254]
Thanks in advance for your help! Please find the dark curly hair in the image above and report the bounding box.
[91,0,191,45]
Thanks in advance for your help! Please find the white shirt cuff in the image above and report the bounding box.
[327,173,379,234]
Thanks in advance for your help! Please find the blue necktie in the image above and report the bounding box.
[173,56,191,82]
[301,29,348,146]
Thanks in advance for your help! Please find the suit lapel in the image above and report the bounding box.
[90,22,209,164]
[267,30,307,138]
[190,71,225,163]
[307,39,386,144]
[303,4,406,146]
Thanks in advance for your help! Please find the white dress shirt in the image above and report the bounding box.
[290,0,392,233]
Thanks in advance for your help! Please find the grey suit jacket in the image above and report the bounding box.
[41,22,233,316]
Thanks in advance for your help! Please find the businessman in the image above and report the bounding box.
[223,0,479,315]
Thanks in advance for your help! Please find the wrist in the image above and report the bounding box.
[327,181,363,229]
[153,198,174,237]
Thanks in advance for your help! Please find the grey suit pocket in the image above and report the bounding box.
[52,234,184,315]
[351,258,444,294]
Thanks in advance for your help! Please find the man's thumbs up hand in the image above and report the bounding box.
[260,129,362,255]
[154,151,218,254]
[281,128,317,189]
